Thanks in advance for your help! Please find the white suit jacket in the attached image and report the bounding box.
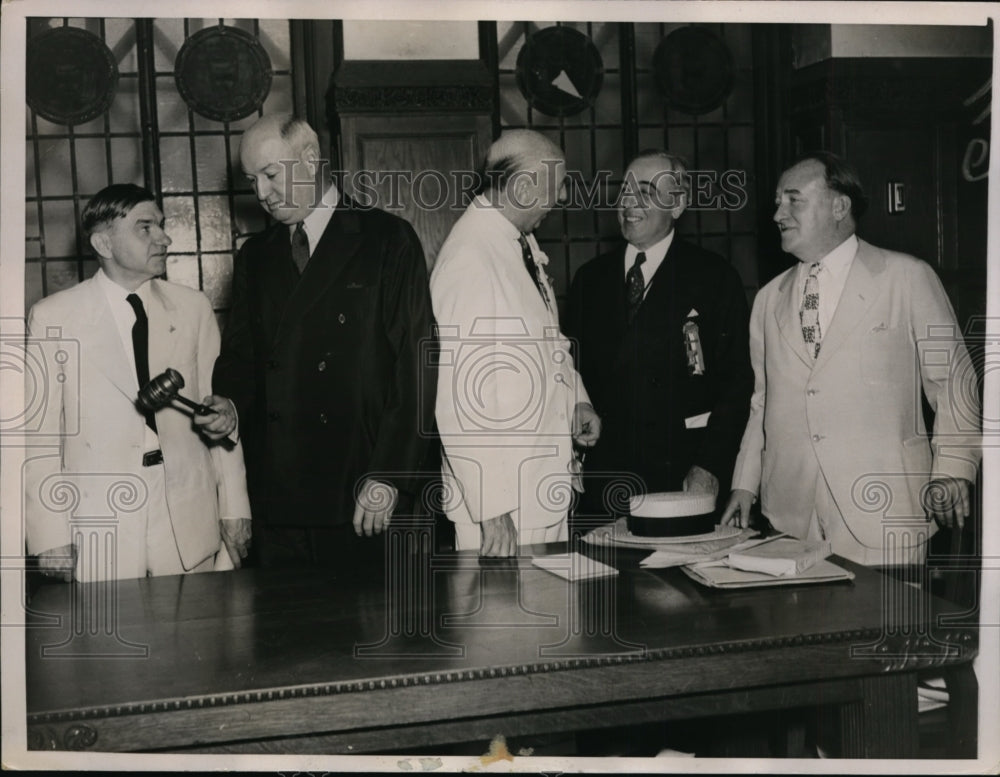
[24,276,251,578]
[431,199,589,531]
[731,238,980,549]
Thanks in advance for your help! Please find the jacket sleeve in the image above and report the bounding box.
[194,294,252,521]
[432,244,535,523]
[23,304,73,556]
[909,259,981,482]
[692,265,754,484]
[563,266,592,409]
[212,243,256,421]
[730,284,768,495]
[366,220,437,497]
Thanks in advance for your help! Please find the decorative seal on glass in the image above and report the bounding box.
[27,27,119,126]
[174,25,272,122]
[653,26,734,115]
[516,26,603,118]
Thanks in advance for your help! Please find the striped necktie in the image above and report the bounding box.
[625,251,647,322]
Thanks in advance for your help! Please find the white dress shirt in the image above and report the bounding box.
[291,182,340,256]
[94,267,160,452]
[795,233,859,335]
[623,229,675,299]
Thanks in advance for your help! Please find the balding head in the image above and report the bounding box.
[481,129,567,233]
[240,114,323,225]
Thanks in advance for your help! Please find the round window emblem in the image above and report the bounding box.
[174,25,272,123]
[27,27,119,126]
[653,26,734,115]
[516,26,604,118]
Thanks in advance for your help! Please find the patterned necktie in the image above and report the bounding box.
[291,222,310,274]
[625,251,647,322]
[800,262,822,358]
[518,234,550,309]
[125,293,157,433]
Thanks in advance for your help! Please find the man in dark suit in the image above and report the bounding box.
[213,114,437,568]
[565,150,753,520]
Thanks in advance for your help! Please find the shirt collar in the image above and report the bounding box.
[295,182,340,246]
[627,229,674,264]
[471,193,522,241]
[624,229,675,279]
[95,266,153,303]
[813,233,858,274]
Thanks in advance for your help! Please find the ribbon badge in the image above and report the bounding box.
[683,319,705,376]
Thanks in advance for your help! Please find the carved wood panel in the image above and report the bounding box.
[340,114,493,268]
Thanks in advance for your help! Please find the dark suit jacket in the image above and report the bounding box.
[565,236,753,515]
[213,198,437,528]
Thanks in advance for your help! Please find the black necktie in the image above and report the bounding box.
[291,222,310,274]
[625,251,647,322]
[518,234,550,309]
[126,293,157,433]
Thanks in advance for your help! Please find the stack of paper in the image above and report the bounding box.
[639,530,755,568]
[682,558,854,589]
[727,538,831,577]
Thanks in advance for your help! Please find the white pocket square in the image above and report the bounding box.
[685,411,711,429]
[687,308,699,318]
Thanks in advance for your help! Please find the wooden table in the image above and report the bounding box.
[24,533,978,757]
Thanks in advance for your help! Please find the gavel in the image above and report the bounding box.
[137,368,211,416]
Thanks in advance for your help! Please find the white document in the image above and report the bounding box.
[532,552,618,581]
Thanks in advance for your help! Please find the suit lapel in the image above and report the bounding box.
[642,238,679,317]
[146,279,179,378]
[79,277,141,401]
[276,203,364,342]
[813,239,884,371]
[599,247,631,365]
[774,265,815,368]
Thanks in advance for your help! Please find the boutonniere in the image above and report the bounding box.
[533,248,553,288]
[683,319,705,376]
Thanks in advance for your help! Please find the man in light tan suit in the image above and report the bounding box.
[24,184,251,582]
[721,152,980,565]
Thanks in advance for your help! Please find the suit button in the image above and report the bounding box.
[318,361,326,372]
[268,411,280,421]
[338,313,346,324]
[807,388,817,396]
[319,412,328,424]
[812,434,823,442]
[268,359,279,370]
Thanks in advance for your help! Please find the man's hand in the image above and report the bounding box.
[220,517,252,568]
[38,544,75,581]
[352,478,398,537]
[682,465,719,497]
[572,402,601,448]
[924,477,972,530]
[480,513,517,557]
[193,395,238,440]
[720,488,756,528]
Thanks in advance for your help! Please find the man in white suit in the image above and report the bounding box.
[721,152,980,565]
[25,184,252,582]
[431,130,601,556]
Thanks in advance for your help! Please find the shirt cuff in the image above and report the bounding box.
[226,398,240,444]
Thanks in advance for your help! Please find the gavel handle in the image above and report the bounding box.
[173,395,212,416]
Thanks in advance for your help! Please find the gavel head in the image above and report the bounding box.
[137,368,186,411]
